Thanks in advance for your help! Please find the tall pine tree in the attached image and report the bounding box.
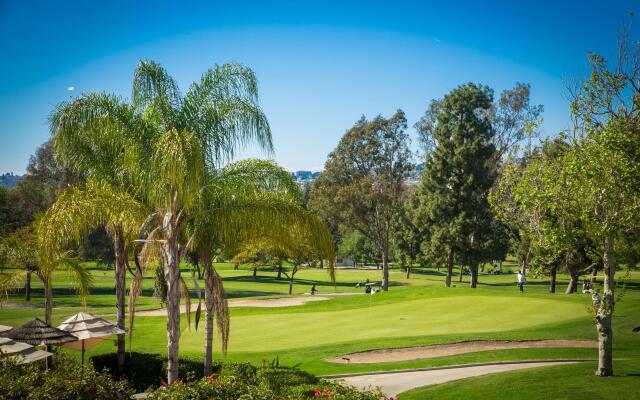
[415,83,497,287]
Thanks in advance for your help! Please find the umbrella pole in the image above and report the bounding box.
[82,340,85,369]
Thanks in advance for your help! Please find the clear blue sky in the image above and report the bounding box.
[0,0,636,174]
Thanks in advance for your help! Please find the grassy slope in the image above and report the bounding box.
[0,261,638,398]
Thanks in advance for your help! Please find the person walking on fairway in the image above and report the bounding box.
[517,270,526,293]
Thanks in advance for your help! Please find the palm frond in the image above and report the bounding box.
[182,63,272,167]
[55,253,93,308]
[149,129,205,211]
[38,181,148,257]
[0,270,28,303]
[132,60,181,128]
[209,265,229,355]
[179,275,192,330]
[127,266,144,350]
[49,92,152,188]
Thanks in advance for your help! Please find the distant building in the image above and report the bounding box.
[290,164,424,187]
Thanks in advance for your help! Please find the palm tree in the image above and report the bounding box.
[0,224,92,325]
[38,180,147,373]
[47,89,154,375]
[46,60,334,383]
[189,160,335,375]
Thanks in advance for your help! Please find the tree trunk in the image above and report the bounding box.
[276,264,283,280]
[24,271,31,301]
[595,237,615,377]
[113,228,127,377]
[591,263,599,285]
[549,265,557,293]
[202,252,214,376]
[445,248,454,287]
[43,277,53,325]
[161,212,182,384]
[233,263,238,270]
[252,267,257,279]
[381,250,389,291]
[458,265,464,283]
[565,267,578,294]
[406,266,411,279]
[470,264,478,288]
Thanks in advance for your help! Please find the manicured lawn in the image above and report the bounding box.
[1,261,638,398]
[400,361,640,400]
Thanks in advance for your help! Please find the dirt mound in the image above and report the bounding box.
[326,339,597,364]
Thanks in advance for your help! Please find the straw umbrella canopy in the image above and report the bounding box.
[2,318,77,346]
[0,324,12,333]
[57,312,125,365]
[0,336,53,364]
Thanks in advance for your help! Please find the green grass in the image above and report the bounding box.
[401,361,640,400]
[1,261,638,398]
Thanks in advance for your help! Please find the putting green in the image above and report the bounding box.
[176,295,587,353]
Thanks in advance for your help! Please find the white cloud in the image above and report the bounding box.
[67,86,75,91]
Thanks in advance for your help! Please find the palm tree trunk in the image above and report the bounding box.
[113,228,127,376]
[445,248,454,287]
[161,212,182,384]
[202,252,214,376]
[595,237,615,377]
[24,271,31,301]
[43,277,53,325]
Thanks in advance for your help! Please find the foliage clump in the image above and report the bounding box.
[0,354,132,400]
[146,363,382,400]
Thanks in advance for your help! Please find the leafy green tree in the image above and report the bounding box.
[414,83,497,287]
[391,192,424,278]
[0,224,91,325]
[337,230,379,268]
[310,111,413,290]
[492,139,594,293]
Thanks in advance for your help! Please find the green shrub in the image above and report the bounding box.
[91,352,165,391]
[0,354,132,400]
[146,365,383,400]
[257,366,318,394]
[90,352,221,390]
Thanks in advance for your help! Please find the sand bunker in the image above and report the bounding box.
[231,296,329,307]
[133,296,329,316]
[327,340,598,364]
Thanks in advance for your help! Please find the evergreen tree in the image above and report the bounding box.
[414,83,497,287]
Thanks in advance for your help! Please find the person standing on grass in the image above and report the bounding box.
[517,270,526,292]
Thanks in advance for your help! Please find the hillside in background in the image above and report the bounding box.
[0,173,22,188]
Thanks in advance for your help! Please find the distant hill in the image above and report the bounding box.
[0,173,22,189]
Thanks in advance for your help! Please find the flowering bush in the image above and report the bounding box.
[146,364,383,400]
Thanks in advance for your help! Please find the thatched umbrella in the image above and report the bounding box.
[1,318,77,346]
[0,336,53,364]
[57,312,125,365]
[1,318,76,368]
[0,324,12,333]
